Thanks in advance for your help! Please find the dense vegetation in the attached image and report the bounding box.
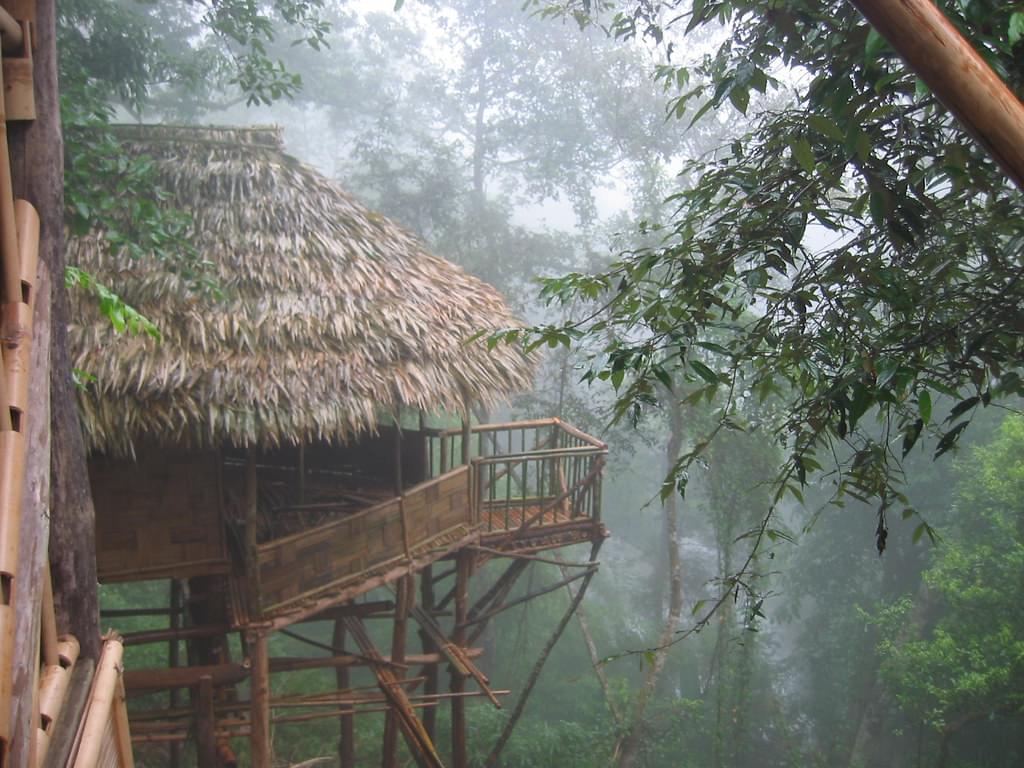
[72,1,1022,766]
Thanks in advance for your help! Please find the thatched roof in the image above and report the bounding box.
[69,124,532,454]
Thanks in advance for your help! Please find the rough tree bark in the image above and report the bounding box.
[7,0,100,661]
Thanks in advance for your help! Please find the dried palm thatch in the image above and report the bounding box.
[68,125,533,454]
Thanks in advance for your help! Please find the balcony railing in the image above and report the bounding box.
[428,418,607,534]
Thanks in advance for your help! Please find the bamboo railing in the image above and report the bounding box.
[428,418,607,534]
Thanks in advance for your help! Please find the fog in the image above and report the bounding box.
[80,1,1024,767]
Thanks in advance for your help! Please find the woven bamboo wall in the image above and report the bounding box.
[90,448,227,582]
[257,467,470,614]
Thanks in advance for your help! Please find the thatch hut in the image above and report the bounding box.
[70,124,531,456]
[66,125,607,768]
[66,124,534,587]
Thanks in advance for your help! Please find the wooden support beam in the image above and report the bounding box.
[450,552,471,768]
[248,631,272,768]
[244,450,262,617]
[332,617,355,768]
[383,575,413,768]
[122,623,231,647]
[343,616,444,768]
[846,0,1024,190]
[418,566,439,742]
[168,580,182,768]
[195,675,217,768]
[484,540,603,768]
[462,568,597,631]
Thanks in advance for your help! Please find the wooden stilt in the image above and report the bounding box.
[195,675,216,768]
[332,617,355,768]
[383,575,413,768]
[248,631,272,768]
[168,580,182,768]
[450,552,471,768]
[343,617,443,768]
[244,450,262,616]
[484,540,604,768]
[418,566,439,743]
[466,559,529,646]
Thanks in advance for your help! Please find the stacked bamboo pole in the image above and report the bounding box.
[69,636,133,768]
[0,35,39,751]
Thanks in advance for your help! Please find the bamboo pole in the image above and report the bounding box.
[40,562,58,667]
[332,617,355,768]
[35,636,80,765]
[450,552,471,768]
[418,566,439,743]
[244,450,262,617]
[484,539,604,768]
[382,575,413,768]
[194,675,216,768]
[72,637,127,768]
[0,197,36,753]
[248,631,272,768]
[168,580,182,768]
[847,0,1024,190]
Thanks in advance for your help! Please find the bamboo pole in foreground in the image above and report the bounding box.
[847,0,1024,190]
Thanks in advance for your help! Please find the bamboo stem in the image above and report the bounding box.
[847,0,1024,190]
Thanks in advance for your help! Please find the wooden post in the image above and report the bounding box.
[418,566,439,742]
[168,580,182,768]
[450,553,471,768]
[297,443,305,506]
[244,450,261,616]
[332,617,355,768]
[248,631,272,768]
[847,0,1024,190]
[195,675,217,768]
[383,575,413,768]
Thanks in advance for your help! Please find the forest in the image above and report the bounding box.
[47,0,1024,766]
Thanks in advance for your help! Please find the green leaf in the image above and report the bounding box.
[807,114,845,142]
[864,27,887,61]
[918,390,932,423]
[1010,12,1024,46]
[689,359,718,384]
[934,421,969,458]
[792,138,815,173]
[729,85,749,115]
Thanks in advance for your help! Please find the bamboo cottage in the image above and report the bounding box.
[68,125,608,767]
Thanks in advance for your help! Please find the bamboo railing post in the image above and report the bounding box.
[331,617,355,768]
[450,552,471,768]
[846,0,1024,190]
[247,630,272,768]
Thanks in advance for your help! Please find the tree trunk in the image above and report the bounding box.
[615,393,685,768]
[8,0,101,660]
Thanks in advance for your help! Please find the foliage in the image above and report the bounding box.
[877,415,1024,739]
[506,0,1024,554]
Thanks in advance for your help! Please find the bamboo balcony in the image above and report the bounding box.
[252,419,607,625]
